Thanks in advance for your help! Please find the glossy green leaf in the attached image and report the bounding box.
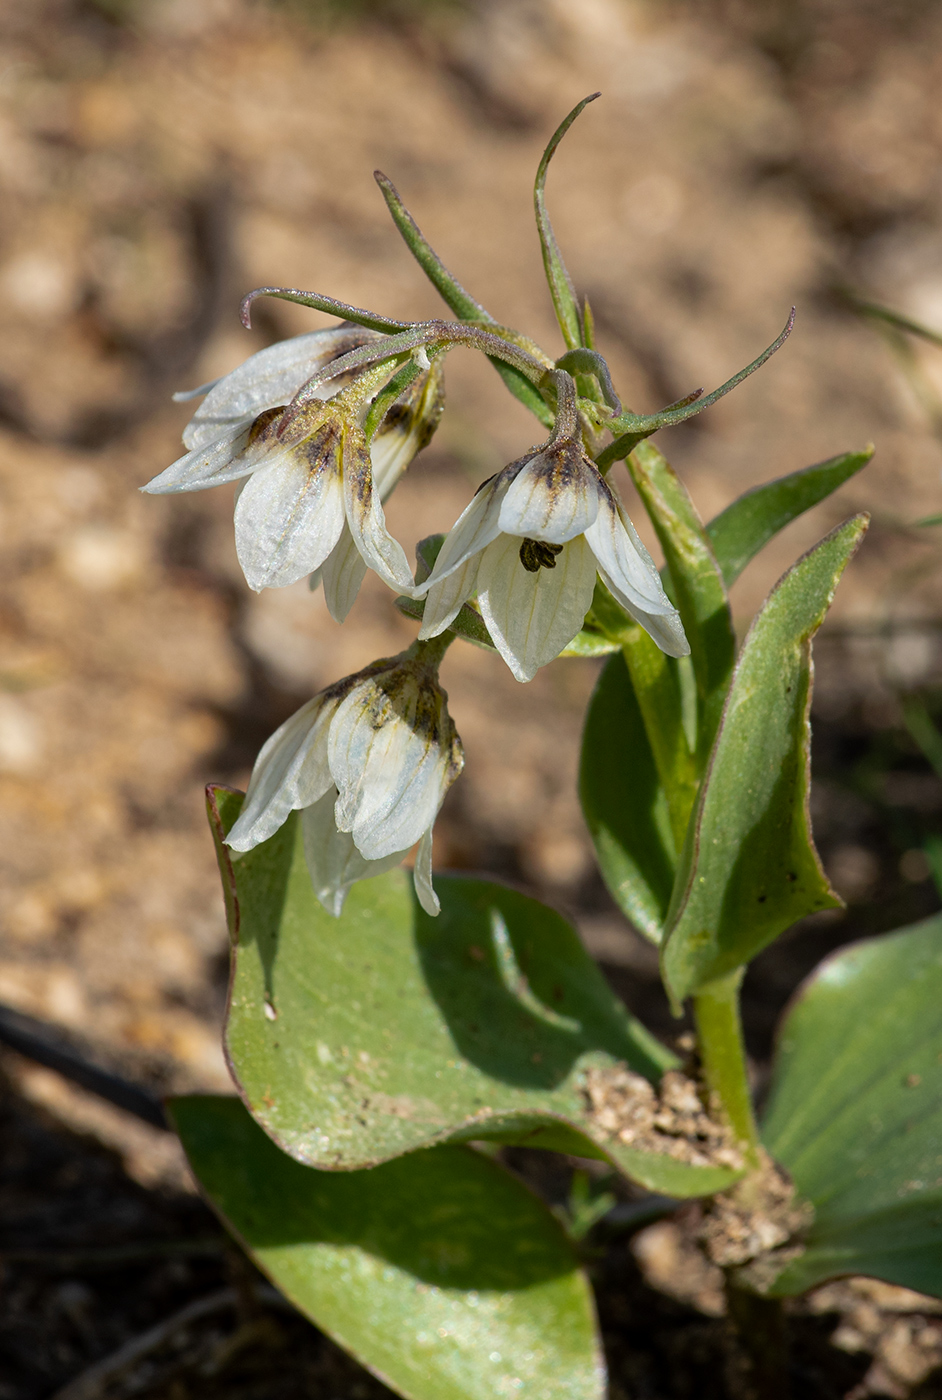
[661,516,868,1003]
[579,653,676,942]
[210,789,739,1198]
[628,442,735,765]
[706,447,873,588]
[171,1095,604,1400]
[762,916,942,1299]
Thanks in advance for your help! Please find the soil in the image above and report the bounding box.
[3,0,942,1396]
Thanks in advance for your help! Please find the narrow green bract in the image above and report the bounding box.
[706,447,873,588]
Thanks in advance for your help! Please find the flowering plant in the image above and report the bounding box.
[155,99,942,1400]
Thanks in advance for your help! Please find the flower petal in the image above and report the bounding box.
[320,524,368,623]
[183,328,381,451]
[342,426,416,595]
[418,554,481,639]
[370,356,445,499]
[226,695,337,851]
[412,826,440,916]
[478,533,597,682]
[414,475,507,595]
[301,788,406,917]
[328,674,461,860]
[234,430,346,591]
[141,421,256,495]
[597,566,690,657]
[583,485,674,613]
[497,443,601,544]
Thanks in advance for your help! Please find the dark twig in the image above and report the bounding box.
[49,1284,296,1400]
[49,1288,238,1400]
[0,1002,168,1129]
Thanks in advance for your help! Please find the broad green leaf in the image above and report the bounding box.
[579,653,676,942]
[706,447,873,588]
[628,442,735,765]
[762,916,942,1300]
[171,1095,604,1400]
[209,789,739,1199]
[661,516,868,1003]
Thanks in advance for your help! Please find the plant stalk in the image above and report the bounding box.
[692,969,761,1169]
[724,1279,788,1400]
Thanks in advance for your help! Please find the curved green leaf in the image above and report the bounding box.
[707,447,873,588]
[601,311,795,452]
[171,1095,604,1400]
[762,916,942,1299]
[628,442,735,767]
[210,788,739,1198]
[579,652,676,942]
[534,96,598,350]
[661,517,867,1003]
[374,171,553,428]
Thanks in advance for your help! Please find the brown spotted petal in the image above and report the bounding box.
[181,327,384,452]
[225,650,461,918]
[233,417,347,592]
[341,423,419,596]
[497,442,602,544]
[328,662,463,866]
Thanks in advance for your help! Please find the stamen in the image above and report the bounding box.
[519,538,564,572]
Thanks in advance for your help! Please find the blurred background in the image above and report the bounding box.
[4,0,942,1360]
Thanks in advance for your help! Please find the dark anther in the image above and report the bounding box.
[519,539,564,572]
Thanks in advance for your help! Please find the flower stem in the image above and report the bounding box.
[406,631,455,672]
[692,969,761,1169]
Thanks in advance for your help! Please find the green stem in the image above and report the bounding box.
[692,969,761,1169]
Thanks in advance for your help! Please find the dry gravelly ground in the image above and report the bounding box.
[3,0,942,1396]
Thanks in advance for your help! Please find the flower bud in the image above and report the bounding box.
[225,641,461,916]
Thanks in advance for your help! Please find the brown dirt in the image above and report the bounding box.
[582,1064,745,1171]
[3,0,942,1395]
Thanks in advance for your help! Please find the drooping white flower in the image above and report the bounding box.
[415,436,689,682]
[142,328,443,612]
[225,644,462,916]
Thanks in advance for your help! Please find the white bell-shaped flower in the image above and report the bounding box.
[225,644,462,916]
[416,437,688,682]
[143,328,443,612]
